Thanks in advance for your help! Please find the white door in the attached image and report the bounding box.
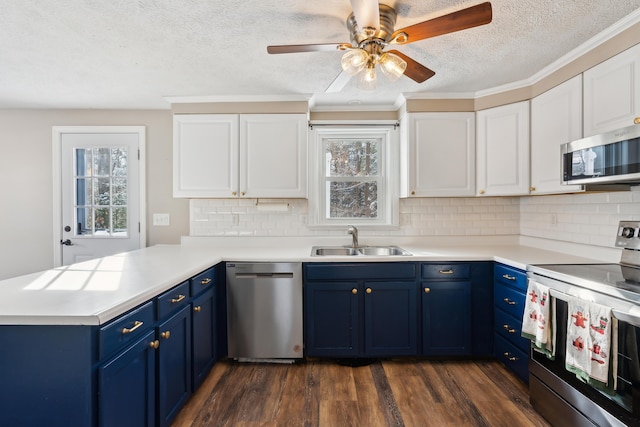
[55,127,145,266]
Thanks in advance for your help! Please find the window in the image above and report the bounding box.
[309,125,399,228]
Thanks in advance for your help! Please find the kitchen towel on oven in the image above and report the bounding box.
[521,279,555,359]
[565,297,618,391]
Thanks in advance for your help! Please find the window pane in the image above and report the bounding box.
[76,148,92,176]
[95,208,110,234]
[325,139,379,177]
[76,178,92,206]
[93,148,111,176]
[111,148,127,177]
[113,207,128,236]
[76,207,92,236]
[112,178,127,205]
[328,181,378,218]
[94,178,111,205]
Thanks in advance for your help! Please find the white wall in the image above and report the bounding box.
[0,109,189,280]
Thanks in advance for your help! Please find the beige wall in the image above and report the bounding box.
[0,109,188,280]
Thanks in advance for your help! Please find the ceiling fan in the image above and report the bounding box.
[267,0,492,92]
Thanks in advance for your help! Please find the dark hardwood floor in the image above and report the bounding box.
[173,358,550,427]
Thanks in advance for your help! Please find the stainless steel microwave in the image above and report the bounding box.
[562,123,640,185]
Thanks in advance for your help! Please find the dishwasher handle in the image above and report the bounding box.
[234,272,294,279]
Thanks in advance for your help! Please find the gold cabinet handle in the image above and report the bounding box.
[232,192,237,196]
[161,330,171,340]
[424,287,431,294]
[439,269,454,275]
[241,192,246,196]
[411,191,415,196]
[149,340,159,349]
[530,186,536,192]
[503,324,516,334]
[122,320,143,335]
[503,298,516,305]
[479,189,485,195]
[503,352,517,362]
[194,306,202,313]
[634,117,640,124]
[171,294,186,304]
[366,288,372,294]
[200,278,212,285]
[352,288,358,295]
[502,274,516,281]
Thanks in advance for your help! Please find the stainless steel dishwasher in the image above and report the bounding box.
[226,262,303,360]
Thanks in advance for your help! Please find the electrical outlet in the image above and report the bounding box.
[153,213,170,226]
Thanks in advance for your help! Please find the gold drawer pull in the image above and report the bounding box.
[503,352,517,362]
[171,294,186,304]
[149,340,159,349]
[200,278,212,285]
[424,287,431,294]
[503,298,516,305]
[439,269,454,275]
[366,288,372,294]
[161,330,171,340]
[194,306,202,313]
[503,324,516,334]
[634,117,640,125]
[122,320,143,335]
[352,288,358,295]
[502,274,516,281]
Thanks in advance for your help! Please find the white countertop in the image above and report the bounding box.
[0,236,612,326]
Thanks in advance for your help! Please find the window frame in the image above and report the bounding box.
[308,124,399,229]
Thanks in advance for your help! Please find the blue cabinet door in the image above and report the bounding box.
[157,305,192,427]
[191,288,217,390]
[422,280,472,355]
[99,330,156,427]
[305,282,359,357]
[364,281,418,356]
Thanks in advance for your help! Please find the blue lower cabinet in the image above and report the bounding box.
[192,288,217,390]
[157,305,192,427]
[99,330,156,427]
[305,282,359,357]
[364,281,418,356]
[422,280,472,355]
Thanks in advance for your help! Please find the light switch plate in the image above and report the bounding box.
[153,213,170,226]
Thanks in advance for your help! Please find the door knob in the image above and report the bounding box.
[60,239,73,246]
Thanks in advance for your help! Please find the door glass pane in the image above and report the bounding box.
[74,147,128,237]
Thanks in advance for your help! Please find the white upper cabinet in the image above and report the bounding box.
[401,112,475,197]
[476,101,530,196]
[530,75,584,195]
[583,43,640,137]
[239,114,307,198]
[173,113,307,198]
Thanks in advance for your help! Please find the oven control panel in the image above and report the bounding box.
[616,221,640,250]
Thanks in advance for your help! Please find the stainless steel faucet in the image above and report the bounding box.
[347,225,359,248]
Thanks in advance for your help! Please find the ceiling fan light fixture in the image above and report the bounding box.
[378,52,407,82]
[358,64,377,91]
[341,49,369,76]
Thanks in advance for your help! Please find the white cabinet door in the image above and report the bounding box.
[240,114,308,198]
[401,112,475,197]
[583,43,640,137]
[531,75,584,195]
[476,101,530,196]
[173,114,239,198]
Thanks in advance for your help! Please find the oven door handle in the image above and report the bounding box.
[549,289,640,328]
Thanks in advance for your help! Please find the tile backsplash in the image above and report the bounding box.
[190,188,640,248]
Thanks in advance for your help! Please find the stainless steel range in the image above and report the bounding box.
[528,221,640,427]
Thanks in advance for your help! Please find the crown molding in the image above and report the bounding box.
[164,94,313,104]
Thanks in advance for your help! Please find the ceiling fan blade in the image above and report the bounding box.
[326,70,352,93]
[267,43,351,54]
[391,2,492,45]
[387,50,435,83]
[350,0,380,31]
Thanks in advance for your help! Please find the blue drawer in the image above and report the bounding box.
[494,263,527,292]
[494,281,526,320]
[494,307,530,352]
[494,333,529,383]
[190,267,215,296]
[99,300,154,359]
[157,280,191,319]
[421,263,470,280]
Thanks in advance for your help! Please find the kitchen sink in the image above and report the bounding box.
[311,246,412,257]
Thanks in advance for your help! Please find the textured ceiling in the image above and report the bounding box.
[1,0,639,109]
